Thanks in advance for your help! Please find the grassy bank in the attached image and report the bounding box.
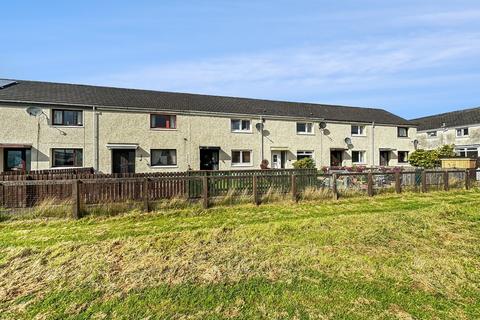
[0,190,479,319]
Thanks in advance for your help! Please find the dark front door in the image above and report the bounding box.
[380,151,390,166]
[330,150,343,167]
[4,148,31,172]
[112,149,135,174]
[200,148,219,170]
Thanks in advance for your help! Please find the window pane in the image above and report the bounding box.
[53,110,63,125]
[306,123,312,133]
[297,123,306,132]
[351,126,358,135]
[151,115,176,128]
[53,149,82,167]
[352,151,359,163]
[242,151,251,163]
[232,151,241,163]
[241,120,250,131]
[151,149,177,166]
[231,120,241,131]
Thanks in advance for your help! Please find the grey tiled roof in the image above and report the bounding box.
[411,107,480,131]
[0,79,413,125]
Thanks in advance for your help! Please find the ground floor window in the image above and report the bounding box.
[398,151,409,163]
[352,151,366,164]
[456,147,478,158]
[232,150,252,166]
[151,149,177,166]
[52,149,83,167]
[297,150,313,160]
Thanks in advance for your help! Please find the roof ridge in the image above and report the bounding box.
[411,106,480,121]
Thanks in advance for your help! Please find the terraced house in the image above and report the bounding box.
[412,107,480,159]
[0,79,416,173]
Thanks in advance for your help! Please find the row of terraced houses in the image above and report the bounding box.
[0,79,477,173]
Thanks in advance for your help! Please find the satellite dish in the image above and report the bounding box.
[255,123,264,131]
[344,137,352,145]
[319,121,327,129]
[26,106,43,117]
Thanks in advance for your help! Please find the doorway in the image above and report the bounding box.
[112,149,136,174]
[379,151,390,166]
[271,151,286,169]
[330,150,343,167]
[200,147,219,170]
[4,148,31,172]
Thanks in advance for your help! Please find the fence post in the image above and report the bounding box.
[202,176,209,209]
[421,170,427,193]
[465,169,470,190]
[395,171,402,194]
[252,175,260,205]
[291,174,298,202]
[0,183,4,207]
[443,170,449,191]
[332,174,339,200]
[143,178,150,212]
[367,172,374,197]
[72,179,82,219]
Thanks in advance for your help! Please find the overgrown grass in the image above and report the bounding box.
[0,190,479,319]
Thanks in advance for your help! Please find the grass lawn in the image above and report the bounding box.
[0,190,479,319]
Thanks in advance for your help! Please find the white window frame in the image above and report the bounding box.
[351,125,366,137]
[52,109,84,127]
[51,148,83,168]
[296,122,314,135]
[351,150,366,164]
[456,127,469,137]
[397,151,409,163]
[296,150,314,160]
[455,147,478,158]
[150,149,178,168]
[426,131,437,138]
[231,150,253,167]
[230,119,252,133]
[397,127,409,138]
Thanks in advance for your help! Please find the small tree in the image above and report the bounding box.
[292,157,316,169]
[409,144,455,168]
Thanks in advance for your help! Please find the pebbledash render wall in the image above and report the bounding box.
[416,125,480,150]
[0,103,416,173]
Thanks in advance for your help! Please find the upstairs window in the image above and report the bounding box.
[52,149,83,167]
[397,127,408,137]
[398,151,409,163]
[151,114,176,129]
[151,149,177,166]
[351,125,366,136]
[52,109,83,126]
[456,127,469,137]
[231,119,251,132]
[296,122,313,134]
[427,131,437,137]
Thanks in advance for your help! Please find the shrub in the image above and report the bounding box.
[409,144,455,168]
[292,157,316,169]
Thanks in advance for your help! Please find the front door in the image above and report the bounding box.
[330,150,343,167]
[271,151,286,169]
[200,148,219,170]
[4,148,31,172]
[380,151,390,166]
[112,149,135,174]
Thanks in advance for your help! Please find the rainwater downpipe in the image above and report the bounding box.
[371,121,375,167]
[93,106,99,172]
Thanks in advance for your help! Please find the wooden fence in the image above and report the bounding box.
[0,169,478,218]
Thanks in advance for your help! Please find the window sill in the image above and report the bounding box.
[351,134,366,137]
[50,166,84,169]
[231,130,253,134]
[51,125,84,128]
[151,165,178,169]
[352,162,366,165]
[150,128,178,131]
[232,164,253,167]
[297,132,314,136]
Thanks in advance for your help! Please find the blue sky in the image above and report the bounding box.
[2,0,480,119]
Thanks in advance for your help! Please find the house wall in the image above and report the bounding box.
[417,124,480,150]
[0,104,417,173]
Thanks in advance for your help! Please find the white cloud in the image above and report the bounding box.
[83,32,480,103]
